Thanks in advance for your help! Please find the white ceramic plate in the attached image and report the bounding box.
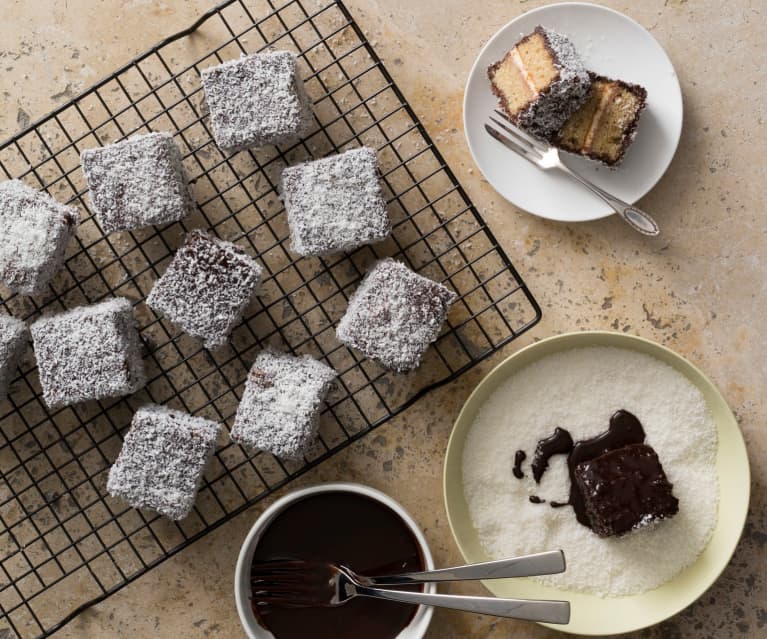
[463,3,683,222]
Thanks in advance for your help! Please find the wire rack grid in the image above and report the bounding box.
[0,0,540,636]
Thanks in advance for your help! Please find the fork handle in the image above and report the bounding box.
[354,585,570,624]
[559,164,660,236]
[365,550,565,586]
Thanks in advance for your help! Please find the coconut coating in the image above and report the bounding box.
[336,258,456,371]
[280,147,390,256]
[107,404,221,520]
[201,50,314,152]
[0,314,28,403]
[80,132,193,234]
[0,179,79,294]
[30,297,146,409]
[231,349,336,459]
[146,230,263,349]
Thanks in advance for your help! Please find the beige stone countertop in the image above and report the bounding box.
[0,0,764,637]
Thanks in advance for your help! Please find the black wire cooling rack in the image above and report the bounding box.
[0,0,541,636]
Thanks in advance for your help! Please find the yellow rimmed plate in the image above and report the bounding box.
[443,331,750,635]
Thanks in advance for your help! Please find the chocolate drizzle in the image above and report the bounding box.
[516,410,649,530]
[567,410,645,526]
[512,450,526,479]
[531,427,574,482]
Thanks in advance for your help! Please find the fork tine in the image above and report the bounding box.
[484,123,542,166]
[489,116,546,154]
[250,558,327,577]
[492,110,547,149]
[488,117,538,151]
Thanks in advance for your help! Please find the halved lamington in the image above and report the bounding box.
[231,349,336,460]
[0,180,79,295]
[146,230,262,349]
[488,26,591,140]
[30,297,145,409]
[336,258,456,372]
[107,404,221,520]
[201,50,314,152]
[555,73,647,166]
[0,314,28,403]
[80,132,193,234]
[280,147,390,256]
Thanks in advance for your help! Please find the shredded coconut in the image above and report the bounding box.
[280,147,391,256]
[146,229,263,349]
[0,314,28,403]
[336,258,456,371]
[30,297,146,409]
[231,349,336,459]
[106,403,221,520]
[80,132,193,234]
[201,50,314,152]
[0,179,79,294]
[462,346,719,597]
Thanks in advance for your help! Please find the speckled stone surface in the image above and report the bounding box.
[0,1,764,638]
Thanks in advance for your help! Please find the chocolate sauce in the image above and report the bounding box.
[250,492,423,639]
[574,443,678,537]
[521,410,648,529]
[531,427,574,482]
[529,495,545,504]
[566,410,645,526]
[512,450,527,479]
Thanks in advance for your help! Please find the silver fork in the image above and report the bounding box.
[485,110,660,236]
[250,552,571,624]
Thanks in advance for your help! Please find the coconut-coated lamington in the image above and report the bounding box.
[0,180,79,295]
[146,230,263,349]
[30,297,146,409]
[488,26,590,140]
[80,132,193,234]
[106,404,221,520]
[231,349,336,460]
[0,314,28,403]
[201,50,314,152]
[336,258,456,371]
[280,147,391,256]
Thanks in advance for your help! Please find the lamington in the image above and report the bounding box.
[0,180,79,295]
[280,147,391,256]
[336,258,456,371]
[30,297,146,409]
[574,443,679,538]
[0,314,28,403]
[488,26,591,140]
[555,73,647,166]
[106,404,221,520]
[146,230,262,349]
[201,50,314,152]
[80,132,193,234]
[231,349,336,460]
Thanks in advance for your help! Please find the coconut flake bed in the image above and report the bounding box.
[461,346,719,597]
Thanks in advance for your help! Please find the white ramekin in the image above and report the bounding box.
[234,482,435,639]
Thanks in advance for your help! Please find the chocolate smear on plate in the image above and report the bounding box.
[531,427,574,482]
